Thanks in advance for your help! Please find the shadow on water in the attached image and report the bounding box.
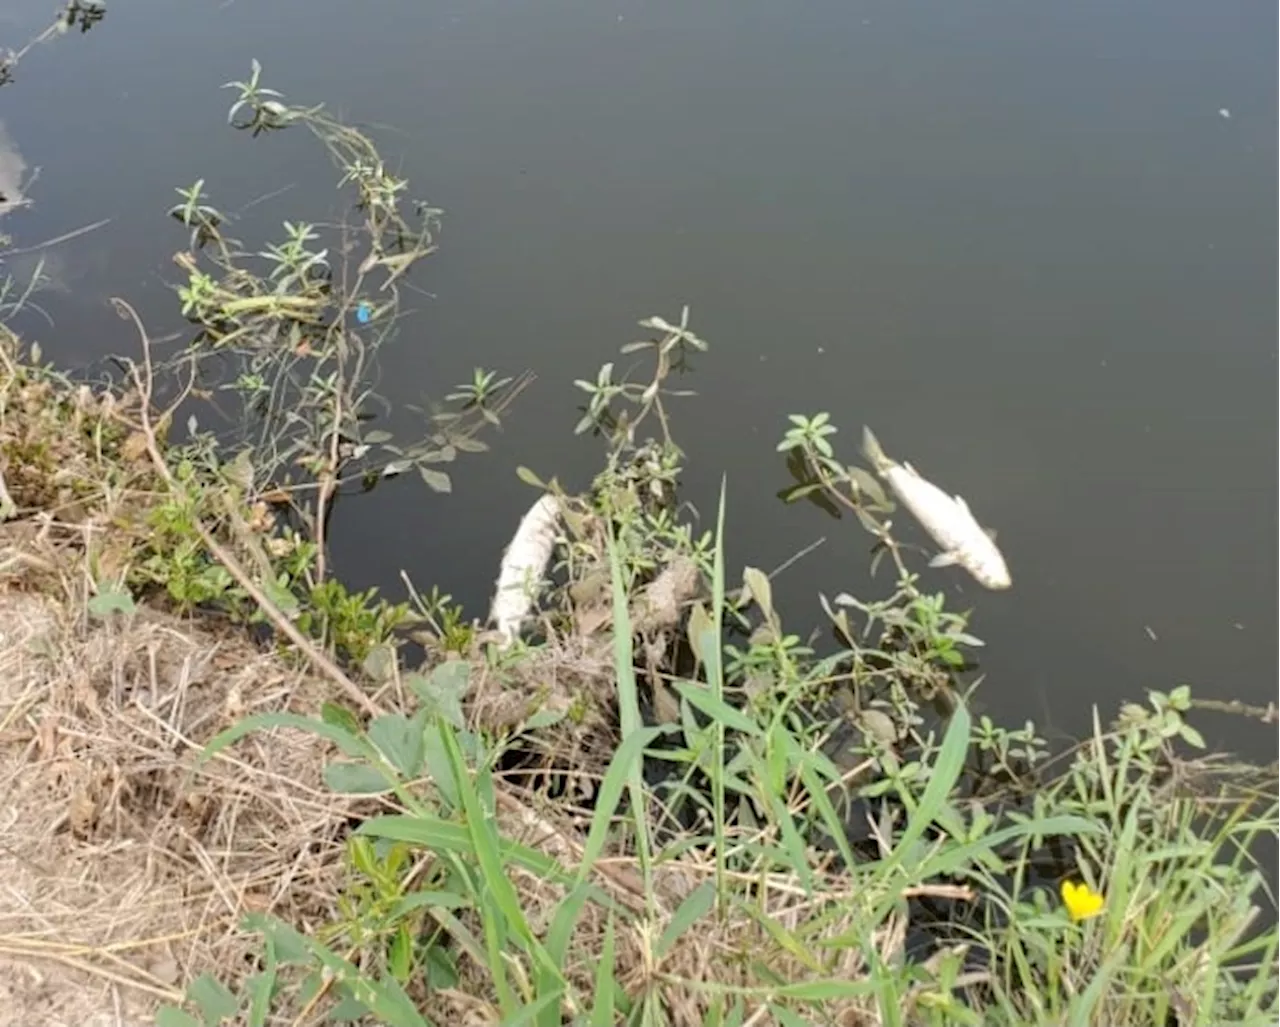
[0,0,1275,768]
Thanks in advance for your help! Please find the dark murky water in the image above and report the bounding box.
[2,1,1275,756]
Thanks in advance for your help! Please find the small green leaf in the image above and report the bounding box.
[262,578,299,619]
[361,644,397,683]
[324,760,392,794]
[515,466,545,488]
[88,586,137,618]
[686,602,712,665]
[246,915,309,964]
[418,466,452,493]
[741,567,773,622]
[1178,723,1206,749]
[187,973,238,1023]
[408,660,470,729]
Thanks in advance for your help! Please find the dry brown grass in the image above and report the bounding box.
[0,520,371,1026]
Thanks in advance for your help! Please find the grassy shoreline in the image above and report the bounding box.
[0,50,1275,1027]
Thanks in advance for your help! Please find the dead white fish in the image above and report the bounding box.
[489,493,561,645]
[861,426,1012,591]
[0,120,26,218]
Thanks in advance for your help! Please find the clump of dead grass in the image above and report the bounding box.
[0,524,367,1026]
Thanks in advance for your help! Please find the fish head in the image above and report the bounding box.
[973,546,1012,590]
[981,564,1013,590]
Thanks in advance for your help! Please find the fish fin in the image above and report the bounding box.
[929,551,961,568]
[984,527,998,542]
[861,426,891,475]
[953,495,971,515]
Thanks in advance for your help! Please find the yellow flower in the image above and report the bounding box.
[1060,879,1105,922]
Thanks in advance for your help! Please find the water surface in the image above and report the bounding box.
[2,0,1274,756]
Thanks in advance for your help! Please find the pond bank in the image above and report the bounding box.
[1,323,1275,1026]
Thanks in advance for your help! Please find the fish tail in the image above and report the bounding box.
[861,425,893,475]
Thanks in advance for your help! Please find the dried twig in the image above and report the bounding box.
[111,297,380,718]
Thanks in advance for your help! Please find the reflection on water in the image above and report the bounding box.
[0,0,1274,759]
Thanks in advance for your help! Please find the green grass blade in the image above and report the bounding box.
[359,815,593,894]
[1065,943,1127,1027]
[198,711,373,764]
[887,701,971,869]
[656,879,716,959]
[438,723,535,948]
[578,724,666,883]
[708,480,729,912]
[589,919,617,1027]
[498,992,562,1027]
[607,525,655,909]
[673,678,759,735]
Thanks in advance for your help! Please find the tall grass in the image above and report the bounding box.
[169,452,1280,1027]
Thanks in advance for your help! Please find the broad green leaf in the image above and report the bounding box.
[524,707,566,731]
[368,711,427,777]
[187,973,238,1023]
[324,760,392,794]
[409,660,471,729]
[420,724,459,807]
[155,1008,201,1027]
[361,644,397,683]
